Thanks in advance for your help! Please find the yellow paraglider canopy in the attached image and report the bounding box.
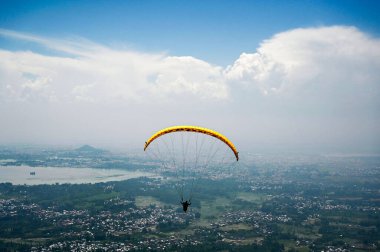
[144,125,239,161]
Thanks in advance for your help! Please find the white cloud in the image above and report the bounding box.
[225,26,380,99]
[1,26,379,105]
[152,56,227,99]
[0,29,228,104]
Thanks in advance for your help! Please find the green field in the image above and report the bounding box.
[236,192,268,204]
[135,196,168,208]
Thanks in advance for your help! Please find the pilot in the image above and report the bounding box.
[180,198,191,212]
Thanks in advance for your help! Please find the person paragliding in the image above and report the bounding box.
[144,125,239,212]
[180,198,191,212]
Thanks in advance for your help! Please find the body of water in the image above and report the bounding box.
[0,166,155,185]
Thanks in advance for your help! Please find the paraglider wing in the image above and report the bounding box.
[144,126,239,161]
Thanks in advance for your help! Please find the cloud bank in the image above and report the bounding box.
[0,26,379,152]
[1,26,379,104]
[0,29,227,104]
[226,26,380,100]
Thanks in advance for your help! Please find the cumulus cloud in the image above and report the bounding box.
[0,29,227,104]
[1,26,379,105]
[225,26,380,99]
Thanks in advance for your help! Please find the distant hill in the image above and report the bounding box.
[75,145,105,153]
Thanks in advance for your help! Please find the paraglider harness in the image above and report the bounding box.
[180,197,191,212]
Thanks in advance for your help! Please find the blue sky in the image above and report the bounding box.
[1,0,379,65]
[0,1,379,153]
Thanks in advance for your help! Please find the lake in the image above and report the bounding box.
[0,165,155,185]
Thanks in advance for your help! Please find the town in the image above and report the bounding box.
[0,146,379,251]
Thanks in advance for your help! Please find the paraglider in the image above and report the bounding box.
[144,125,238,212]
[144,126,239,161]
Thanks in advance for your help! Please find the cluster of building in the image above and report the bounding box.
[32,237,200,251]
[1,149,379,251]
[0,197,201,250]
[214,210,291,233]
